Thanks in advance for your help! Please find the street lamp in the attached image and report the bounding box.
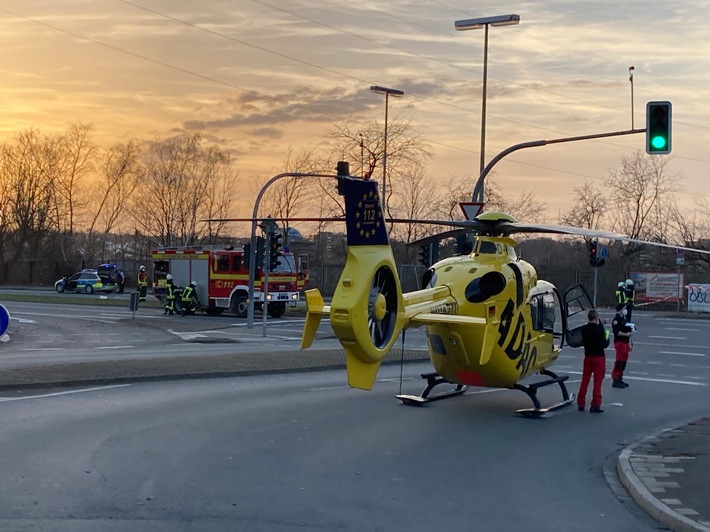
[455,14,520,202]
[370,85,404,210]
[629,65,635,129]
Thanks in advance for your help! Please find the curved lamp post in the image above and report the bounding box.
[455,14,520,202]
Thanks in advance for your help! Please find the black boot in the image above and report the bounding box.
[590,406,604,413]
[612,380,626,388]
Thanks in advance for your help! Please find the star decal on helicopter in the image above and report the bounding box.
[343,178,388,246]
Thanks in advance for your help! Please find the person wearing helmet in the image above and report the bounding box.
[615,281,626,305]
[180,281,200,316]
[624,279,636,321]
[164,274,176,316]
[611,303,634,388]
[137,265,149,302]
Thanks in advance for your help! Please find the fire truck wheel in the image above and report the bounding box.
[267,302,286,318]
[232,294,248,318]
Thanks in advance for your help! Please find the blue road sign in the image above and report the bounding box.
[0,304,10,336]
[600,246,608,259]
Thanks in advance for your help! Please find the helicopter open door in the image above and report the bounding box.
[563,284,594,348]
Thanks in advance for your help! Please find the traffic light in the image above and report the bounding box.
[418,245,430,268]
[268,231,282,271]
[646,101,672,155]
[588,240,598,266]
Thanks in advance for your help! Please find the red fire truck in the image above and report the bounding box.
[151,245,309,318]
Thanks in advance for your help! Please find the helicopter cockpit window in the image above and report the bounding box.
[529,292,560,336]
[478,241,497,254]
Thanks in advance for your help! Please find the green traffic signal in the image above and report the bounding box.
[646,101,672,155]
[651,135,667,150]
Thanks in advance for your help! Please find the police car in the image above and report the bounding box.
[54,269,116,294]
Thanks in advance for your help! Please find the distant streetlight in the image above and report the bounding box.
[455,14,520,202]
[629,66,635,129]
[370,85,404,209]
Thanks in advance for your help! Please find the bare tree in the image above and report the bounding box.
[50,123,97,237]
[0,130,57,262]
[389,161,440,243]
[84,139,143,258]
[560,179,608,229]
[322,116,432,218]
[484,178,547,223]
[605,151,680,258]
[131,130,239,247]
[256,146,324,243]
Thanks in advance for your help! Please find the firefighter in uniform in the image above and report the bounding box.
[615,281,626,305]
[181,281,200,316]
[623,278,636,321]
[164,274,176,315]
[137,265,148,302]
[611,303,634,388]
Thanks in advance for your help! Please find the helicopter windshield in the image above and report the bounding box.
[477,240,498,254]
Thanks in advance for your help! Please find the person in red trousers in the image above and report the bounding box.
[611,303,634,388]
[577,309,610,413]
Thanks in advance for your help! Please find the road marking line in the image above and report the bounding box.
[565,371,705,386]
[10,317,36,323]
[664,328,699,332]
[659,351,706,357]
[0,384,131,402]
[96,345,135,349]
[650,336,685,340]
[20,347,64,351]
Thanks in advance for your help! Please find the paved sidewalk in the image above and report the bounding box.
[0,341,708,531]
[618,417,710,531]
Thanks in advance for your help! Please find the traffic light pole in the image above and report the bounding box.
[262,239,270,337]
[471,128,645,202]
[247,172,334,328]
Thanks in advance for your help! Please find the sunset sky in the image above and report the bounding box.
[0,0,708,219]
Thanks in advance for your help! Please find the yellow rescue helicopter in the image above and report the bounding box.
[300,175,710,417]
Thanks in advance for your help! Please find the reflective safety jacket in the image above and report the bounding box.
[181,285,197,303]
[624,287,636,303]
[166,281,176,300]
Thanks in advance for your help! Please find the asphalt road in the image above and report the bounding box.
[1,298,710,530]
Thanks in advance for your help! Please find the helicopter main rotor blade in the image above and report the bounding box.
[500,222,629,239]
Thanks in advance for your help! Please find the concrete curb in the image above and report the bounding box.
[0,348,431,391]
[617,419,710,532]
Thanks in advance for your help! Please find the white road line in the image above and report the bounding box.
[665,328,699,332]
[0,384,131,402]
[96,345,135,350]
[650,336,685,340]
[659,351,706,357]
[11,317,36,324]
[20,347,64,351]
[565,370,705,386]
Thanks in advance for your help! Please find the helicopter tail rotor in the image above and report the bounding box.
[315,177,406,390]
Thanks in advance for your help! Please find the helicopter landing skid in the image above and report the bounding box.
[513,369,575,418]
[396,372,469,406]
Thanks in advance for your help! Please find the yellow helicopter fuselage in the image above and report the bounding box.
[415,237,562,389]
